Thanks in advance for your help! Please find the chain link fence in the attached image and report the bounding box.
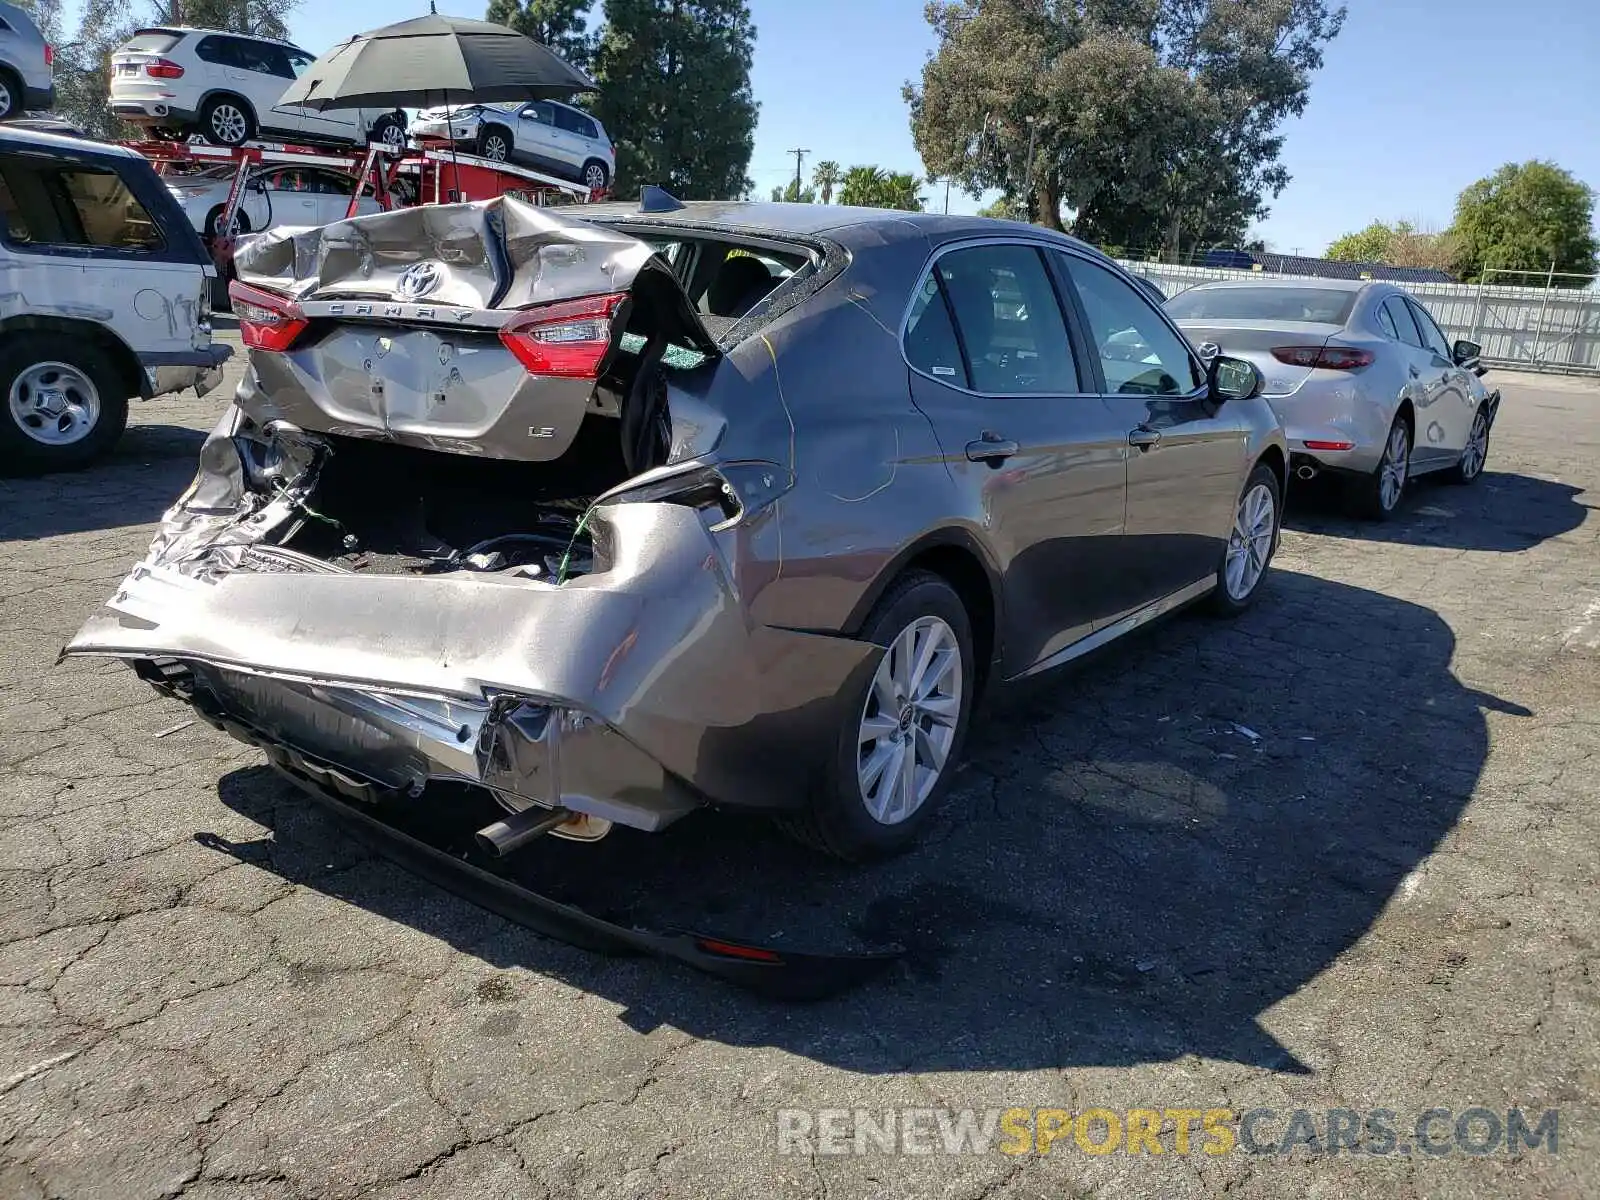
[1119,260,1600,376]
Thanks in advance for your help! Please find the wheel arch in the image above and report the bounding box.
[1255,442,1286,497]
[479,121,515,152]
[196,90,257,134]
[0,316,145,399]
[843,528,1003,694]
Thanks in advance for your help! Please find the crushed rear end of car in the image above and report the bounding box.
[62,197,897,993]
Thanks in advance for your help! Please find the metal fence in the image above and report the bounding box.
[1119,260,1600,376]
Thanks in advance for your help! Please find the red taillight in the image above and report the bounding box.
[498,292,627,378]
[230,282,308,353]
[1271,346,1374,370]
[145,58,185,79]
[43,43,53,68]
[1304,440,1356,451]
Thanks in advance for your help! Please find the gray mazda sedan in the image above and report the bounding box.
[68,198,1286,861]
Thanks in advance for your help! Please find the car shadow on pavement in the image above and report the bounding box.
[0,427,203,541]
[208,568,1528,1075]
[1286,470,1590,552]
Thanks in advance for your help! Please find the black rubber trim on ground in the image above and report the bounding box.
[142,659,901,1000]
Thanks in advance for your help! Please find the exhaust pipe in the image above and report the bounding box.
[1296,464,1318,481]
[476,807,573,857]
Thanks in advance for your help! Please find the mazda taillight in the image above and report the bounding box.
[146,58,185,79]
[498,292,627,378]
[1271,346,1374,370]
[230,282,308,352]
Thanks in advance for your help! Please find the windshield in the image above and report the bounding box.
[1165,286,1357,325]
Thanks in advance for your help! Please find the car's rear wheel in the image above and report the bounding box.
[582,158,610,192]
[370,113,406,152]
[780,571,975,861]
[1447,404,1491,485]
[1351,414,1410,520]
[0,69,20,120]
[0,336,129,473]
[1209,463,1281,616]
[204,205,250,240]
[478,126,512,162]
[201,96,255,147]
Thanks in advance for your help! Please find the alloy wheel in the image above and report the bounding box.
[8,362,101,446]
[1225,481,1276,600]
[1379,422,1410,511]
[380,122,406,150]
[857,615,963,825]
[584,163,607,191]
[0,81,12,120]
[211,104,248,145]
[1460,411,1489,480]
[483,134,509,161]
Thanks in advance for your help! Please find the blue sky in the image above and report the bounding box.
[285,0,1600,254]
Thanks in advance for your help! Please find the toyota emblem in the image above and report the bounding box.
[395,261,443,301]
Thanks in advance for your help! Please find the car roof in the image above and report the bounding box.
[0,1,44,36]
[1180,277,1379,294]
[131,25,300,48]
[577,199,1106,251]
[0,125,143,163]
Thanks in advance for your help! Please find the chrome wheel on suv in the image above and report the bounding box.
[8,361,100,447]
[583,160,610,192]
[479,130,511,162]
[203,98,252,147]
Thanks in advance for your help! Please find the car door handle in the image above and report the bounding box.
[1128,427,1162,450]
[965,434,1019,465]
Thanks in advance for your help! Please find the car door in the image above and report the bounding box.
[1377,295,1452,468]
[280,47,361,144]
[548,104,596,174]
[903,240,1131,676]
[1406,297,1474,459]
[216,37,297,138]
[514,102,563,171]
[297,169,354,225]
[1055,251,1250,619]
[259,168,317,227]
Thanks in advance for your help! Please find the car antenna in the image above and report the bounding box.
[638,185,684,214]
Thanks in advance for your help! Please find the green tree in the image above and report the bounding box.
[1446,161,1598,284]
[155,0,296,38]
[976,196,1017,220]
[905,0,1343,249]
[769,180,815,203]
[811,159,840,204]
[837,165,924,211]
[485,0,594,70]
[590,0,757,200]
[1326,220,1398,262]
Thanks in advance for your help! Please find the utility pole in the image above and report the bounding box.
[787,148,809,202]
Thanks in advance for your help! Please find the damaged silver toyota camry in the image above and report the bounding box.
[66,195,1287,863]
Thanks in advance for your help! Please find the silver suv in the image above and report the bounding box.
[0,0,53,120]
[411,99,614,192]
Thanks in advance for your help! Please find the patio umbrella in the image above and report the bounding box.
[276,12,597,112]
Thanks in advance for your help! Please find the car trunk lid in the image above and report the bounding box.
[1174,319,1343,396]
[230,197,722,461]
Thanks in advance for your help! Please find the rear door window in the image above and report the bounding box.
[1383,296,1424,348]
[904,273,968,387]
[925,243,1080,395]
[0,154,163,252]
[553,106,598,139]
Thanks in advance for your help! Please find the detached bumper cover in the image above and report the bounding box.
[142,344,234,399]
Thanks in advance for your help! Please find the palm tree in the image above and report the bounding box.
[881,172,926,212]
[812,160,841,205]
[838,165,887,207]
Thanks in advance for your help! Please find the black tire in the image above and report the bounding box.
[0,335,130,473]
[477,125,513,162]
[204,205,250,241]
[369,112,406,153]
[200,95,255,147]
[0,69,21,121]
[581,158,611,192]
[1447,404,1491,485]
[779,570,976,862]
[1208,463,1281,616]
[1349,412,1411,520]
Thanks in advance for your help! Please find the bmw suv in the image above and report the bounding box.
[108,26,405,150]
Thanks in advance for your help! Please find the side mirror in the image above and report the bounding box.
[248,178,266,194]
[1208,354,1260,402]
[1452,338,1481,367]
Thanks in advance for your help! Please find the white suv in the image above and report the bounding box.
[108,27,405,150]
[411,99,614,192]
